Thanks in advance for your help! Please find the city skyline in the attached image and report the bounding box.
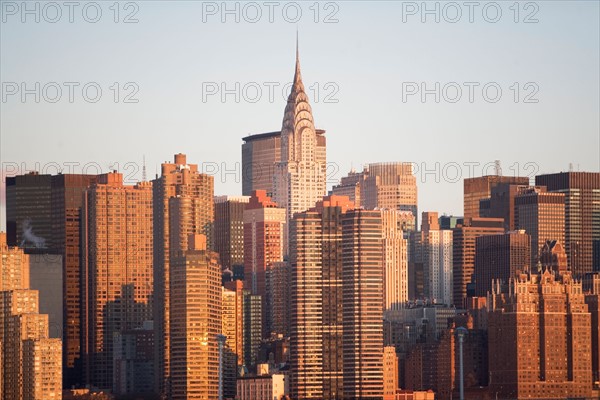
[1,2,599,399]
[1,1,599,228]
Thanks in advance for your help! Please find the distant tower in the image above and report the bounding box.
[273,38,327,253]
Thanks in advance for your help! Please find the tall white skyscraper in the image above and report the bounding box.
[421,212,453,306]
[273,40,327,252]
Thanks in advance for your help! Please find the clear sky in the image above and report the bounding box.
[1,1,599,229]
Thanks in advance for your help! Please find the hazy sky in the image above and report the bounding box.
[1,1,599,229]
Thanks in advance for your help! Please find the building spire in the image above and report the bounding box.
[294,27,302,85]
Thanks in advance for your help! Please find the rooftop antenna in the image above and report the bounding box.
[142,155,147,182]
[569,162,573,172]
[494,160,502,176]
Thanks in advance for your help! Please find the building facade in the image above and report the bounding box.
[170,235,221,400]
[81,172,153,390]
[536,172,600,276]
[474,231,530,297]
[452,217,505,307]
[214,195,249,270]
[152,153,214,395]
[463,175,529,220]
[273,46,327,251]
[342,210,384,400]
[488,271,592,399]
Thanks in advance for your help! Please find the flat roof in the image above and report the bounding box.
[242,129,325,142]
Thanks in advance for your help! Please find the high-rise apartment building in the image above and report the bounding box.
[362,162,418,224]
[170,234,221,400]
[536,172,600,275]
[384,346,399,397]
[152,153,214,395]
[243,190,285,337]
[488,271,592,399]
[342,210,384,399]
[0,232,30,290]
[330,168,367,206]
[381,209,409,309]
[214,195,249,270]
[273,45,327,246]
[81,172,153,390]
[515,187,566,267]
[463,175,529,220]
[475,230,530,296]
[0,236,62,400]
[419,212,453,305]
[222,281,244,399]
[112,321,155,397]
[452,217,505,307]
[289,195,354,399]
[289,210,324,399]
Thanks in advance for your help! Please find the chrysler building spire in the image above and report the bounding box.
[273,37,327,254]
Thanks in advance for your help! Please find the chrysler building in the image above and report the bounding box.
[273,39,327,252]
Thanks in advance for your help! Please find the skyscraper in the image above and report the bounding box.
[242,130,327,198]
[452,217,505,307]
[381,209,409,310]
[0,235,62,400]
[479,182,536,230]
[243,291,263,367]
[289,210,323,399]
[420,212,453,305]
[463,175,529,220]
[5,173,96,385]
[81,172,153,390]
[222,281,244,399]
[474,231,530,296]
[514,187,565,267]
[243,190,285,337]
[152,153,214,395]
[342,210,384,399]
[535,172,600,276]
[289,195,354,399]
[273,42,327,247]
[362,162,418,224]
[330,168,367,206]
[488,271,592,399]
[214,195,249,270]
[170,234,221,400]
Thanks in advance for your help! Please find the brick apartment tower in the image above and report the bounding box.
[488,271,593,399]
[152,153,214,396]
[170,234,221,400]
[536,172,600,276]
[81,172,153,390]
[0,233,62,400]
[243,190,285,338]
